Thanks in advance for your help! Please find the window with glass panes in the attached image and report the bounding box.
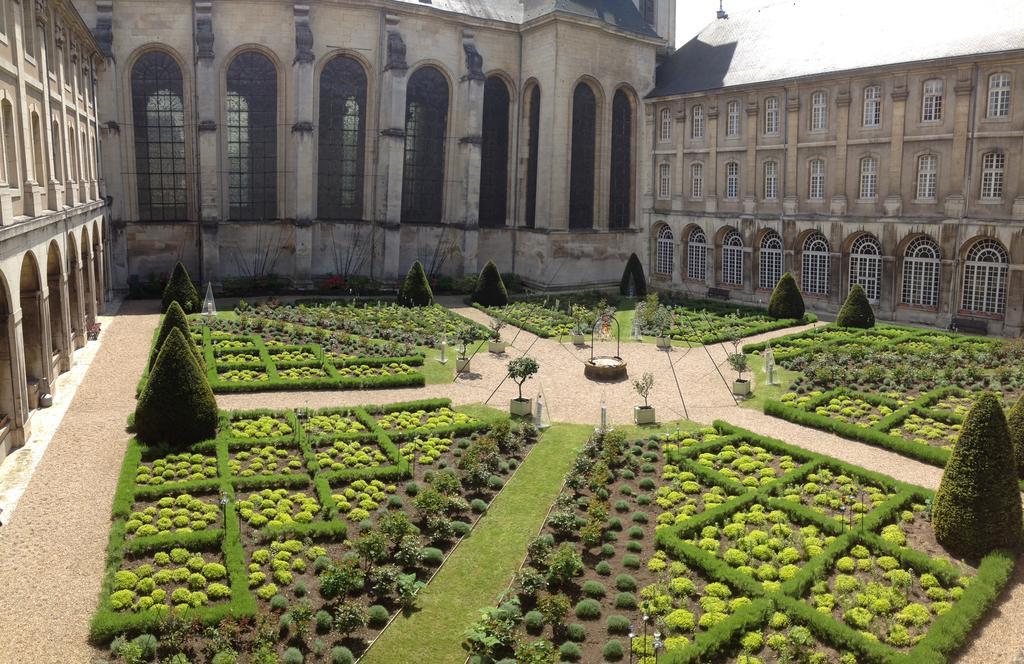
[901,237,940,308]
[961,239,1008,315]
[808,158,825,200]
[690,163,703,198]
[656,226,674,275]
[759,231,782,290]
[608,90,633,230]
[764,97,779,134]
[226,51,277,221]
[763,161,778,200]
[862,86,881,127]
[810,91,828,130]
[317,56,367,220]
[981,152,1005,199]
[479,76,511,228]
[916,154,937,200]
[922,79,943,122]
[660,108,672,142]
[726,101,740,136]
[849,234,882,303]
[658,163,671,199]
[725,162,739,199]
[987,73,1011,118]
[721,230,743,286]
[401,67,449,224]
[801,233,830,295]
[131,51,187,221]
[859,157,878,199]
[687,227,707,281]
[691,104,704,138]
[568,83,597,229]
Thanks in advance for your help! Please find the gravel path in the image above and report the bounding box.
[0,300,158,664]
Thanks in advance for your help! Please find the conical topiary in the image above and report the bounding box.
[162,262,201,313]
[398,261,434,307]
[1006,395,1024,478]
[472,261,508,307]
[148,301,203,371]
[135,328,218,447]
[767,272,804,320]
[619,253,647,298]
[836,284,875,328]
[932,392,1023,559]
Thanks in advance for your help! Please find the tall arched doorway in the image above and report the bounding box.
[19,252,49,406]
[0,273,16,454]
[46,241,69,371]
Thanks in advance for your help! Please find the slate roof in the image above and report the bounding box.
[392,0,659,37]
[651,0,1024,98]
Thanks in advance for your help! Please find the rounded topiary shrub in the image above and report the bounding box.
[367,604,389,627]
[836,283,875,328]
[282,647,304,664]
[582,580,606,598]
[134,328,218,447]
[603,639,625,661]
[566,623,586,642]
[472,260,508,307]
[149,301,202,372]
[559,641,582,661]
[932,392,1023,558]
[1006,394,1024,478]
[162,261,201,313]
[619,253,647,298]
[398,260,433,307]
[330,647,354,664]
[421,547,444,566]
[575,598,602,620]
[524,610,545,633]
[767,272,805,320]
[606,615,630,634]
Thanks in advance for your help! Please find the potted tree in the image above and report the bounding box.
[456,332,474,373]
[570,304,588,346]
[728,352,751,396]
[488,317,507,354]
[632,372,656,424]
[507,356,539,416]
[653,306,674,349]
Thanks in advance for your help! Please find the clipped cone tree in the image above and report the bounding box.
[135,328,218,447]
[148,301,203,371]
[619,253,647,298]
[836,284,875,328]
[1006,395,1024,478]
[932,392,1023,559]
[162,261,201,313]
[398,260,433,307]
[472,261,508,307]
[767,272,804,320]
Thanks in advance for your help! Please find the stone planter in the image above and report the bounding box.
[656,337,671,349]
[510,398,533,417]
[488,341,507,354]
[571,334,585,346]
[733,379,751,396]
[456,358,471,373]
[634,406,656,425]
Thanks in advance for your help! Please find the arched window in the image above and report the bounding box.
[810,91,828,130]
[658,163,671,199]
[862,85,881,127]
[609,90,632,229]
[659,108,672,142]
[687,227,707,281]
[759,230,783,290]
[1,100,16,186]
[922,79,943,122]
[227,51,277,221]
[981,152,1005,200]
[764,97,779,135]
[916,154,937,200]
[763,160,778,200]
[802,232,830,295]
[987,73,1011,118]
[690,162,703,198]
[479,76,511,227]
[961,239,1008,315]
[568,82,597,229]
[132,52,187,220]
[317,55,367,220]
[402,67,449,224]
[655,226,674,275]
[724,162,739,199]
[721,230,743,286]
[691,104,704,139]
[808,158,825,200]
[524,84,540,228]
[901,236,940,308]
[849,234,882,303]
[859,156,878,199]
[726,100,740,136]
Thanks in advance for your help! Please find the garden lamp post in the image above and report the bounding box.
[628,627,636,664]
[642,614,650,655]
[653,633,663,663]
[439,335,448,364]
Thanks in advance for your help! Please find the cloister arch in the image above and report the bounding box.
[81,225,95,325]
[45,241,68,370]
[92,222,103,315]
[19,252,47,406]
[0,272,14,440]
[66,232,84,348]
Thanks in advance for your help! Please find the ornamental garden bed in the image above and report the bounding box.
[466,422,1013,664]
[94,399,545,663]
[649,300,811,346]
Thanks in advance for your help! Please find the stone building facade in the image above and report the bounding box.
[83,0,674,291]
[642,1,1024,334]
[0,0,107,460]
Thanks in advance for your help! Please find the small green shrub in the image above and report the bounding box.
[162,261,201,313]
[367,604,390,627]
[583,580,606,598]
[330,647,354,664]
[316,610,333,633]
[559,641,582,661]
[836,283,875,328]
[595,561,612,576]
[472,261,508,307]
[282,647,304,664]
[566,623,586,642]
[767,272,804,320]
[614,592,637,609]
[606,615,630,634]
[615,575,637,591]
[398,261,433,307]
[603,639,625,661]
[575,598,602,620]
[524,610,545,633]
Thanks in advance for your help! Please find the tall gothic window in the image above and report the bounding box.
[901,236,940,308]
[687,227,707,281]
[802,232,830,295]
[609,90,632,229]
[961,239,1008,316]
[849,234,882,303]
[759,230,783,290]
[317,56,367,220]
[721,230,743,286]
[227,51,277,221]
[479,76,511,227]
[569,82,597,230]
[402,67,449,224]
[524,85,540,228]
[131,51,187,221]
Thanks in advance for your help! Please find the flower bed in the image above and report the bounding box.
[135,452,218,486]
[776,465,895,526]
[373,406,478,432]
[126,493,222,540]
[884,413,961,449]
[228,443,307,477]
[108,548,231,615]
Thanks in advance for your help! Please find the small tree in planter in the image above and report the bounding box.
[488,316,507,354]
[570,304,590,345]
[652,306,675,348]
[507,356,539,416]
[632,372,656,424]
[456,331,475,373]
[727,351,751,396]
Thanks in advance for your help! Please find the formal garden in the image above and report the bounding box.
[84,261,1024,663]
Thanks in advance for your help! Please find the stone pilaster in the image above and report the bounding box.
[291,3,315,287]
[457,30,484,274]
[68,254,85,347]
[945,69,973,217]
[831,87,851,215]
[705,104,718,213]
[93,243,106,312]
[743,100,758,214]
[884,80,908,216]
[782,93,800,214]
[8,309,30,442]
[84,251,97,325]
[376,14,409,280]
[49,274,72,372]
[195,1,220,283]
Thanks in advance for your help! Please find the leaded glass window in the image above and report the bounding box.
[901,236,940,308]
[609,90,632,229]
[961,239,1007,315]
[656,226,673,275]
[402,67,449,224]
[721,230,743,286]
[479,76,511,227]
[131,51,187,221]
[569,83,596,230]
[227,51,277,221]
[687,227,706,281]
[849,234,882,303]
[802,232,830,295]
[524,85,540,228]
[317,56,367,220]
[759,230,782,290]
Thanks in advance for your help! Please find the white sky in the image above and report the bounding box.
[675,0,782,47]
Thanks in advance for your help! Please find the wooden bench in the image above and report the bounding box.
[950,317,988,336]
[707,287,731,301]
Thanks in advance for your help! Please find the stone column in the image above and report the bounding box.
[8,309,30,443]
[743,99,758,214]
[22,291,54,391]
[69,254,85,347]
[783,92,800,214]
[291,3,315,288]
[884,80,908,216]
[831,87,851,215]
[945,68,973,217]
[375,15,409,281]
[673,107,685,206]
[704,104,718,213]
[456,31,484,275]
[94,243,106,314]
[84,252,97,325]
[195,1,221,285]
[49,273,72,372]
